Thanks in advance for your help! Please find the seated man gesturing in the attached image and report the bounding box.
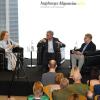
[71,33,96,71]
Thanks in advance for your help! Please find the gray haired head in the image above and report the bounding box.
[47,30,54,36]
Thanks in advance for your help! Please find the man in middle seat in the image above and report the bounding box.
[37,30,65,72]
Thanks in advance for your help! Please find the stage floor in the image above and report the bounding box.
[0,58,70,96]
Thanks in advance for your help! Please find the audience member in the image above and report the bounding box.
[55,73,64,85]
[88,75,100,92]
[70,71,89,95]
[43,73,65,100]
[41,60,57,86]
[60,78,69,89]
[70,66,80,78]
[53,71,89,100]
[86,90,94,100]
[27,81,49,100]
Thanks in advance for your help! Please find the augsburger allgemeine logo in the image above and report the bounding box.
[40,0,85,8]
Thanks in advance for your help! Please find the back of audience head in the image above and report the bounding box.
[60,78,69,89]
[73,67,80,75]
[67,94,79,100]
[73,67,80,71]
[55,73,64,84]
[48,59,57,69]
[33,81,43,98]
[72,71,82,82]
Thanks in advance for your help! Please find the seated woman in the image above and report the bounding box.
[0,31,18,71]
[27,81,49,100]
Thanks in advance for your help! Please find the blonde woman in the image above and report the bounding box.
[27,81,49,100]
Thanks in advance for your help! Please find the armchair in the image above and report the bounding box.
[70,50,100,76]
[0,47,24,71]
[81,50,100,74]
[0,47,5,70]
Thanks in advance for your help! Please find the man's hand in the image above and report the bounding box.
[76,51,82,55]
[7,44,14,49]
[72,50,82,55]
[56,41,62,45]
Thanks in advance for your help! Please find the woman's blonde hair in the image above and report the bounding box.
[55,73,64,84]
[60,78,69,89]
[33,81,43,97]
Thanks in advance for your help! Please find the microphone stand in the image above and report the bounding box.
[27,41,36,68]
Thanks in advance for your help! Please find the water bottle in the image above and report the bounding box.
[31,40,34,51]
[74,41,78,50]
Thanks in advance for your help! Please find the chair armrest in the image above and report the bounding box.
[70,49,80,54]
[84,50,100,56]
[12,47,23,53]
[0,47,5,54]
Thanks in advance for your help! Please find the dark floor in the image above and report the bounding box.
[0,58,70,96]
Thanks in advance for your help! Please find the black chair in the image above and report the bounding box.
[0,47,5,70]
[12,47,24,65]
[81,50,100,75]
[0,47,24,70]
[37,45,44,65]
[70,50,100,76]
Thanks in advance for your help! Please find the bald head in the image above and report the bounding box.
[48,60,57,69]
[73,72,82,82]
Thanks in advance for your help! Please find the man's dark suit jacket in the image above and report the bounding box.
[37,37,65,66]
[79,41,96,54]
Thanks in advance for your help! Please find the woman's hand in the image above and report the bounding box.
[7,44,14,49]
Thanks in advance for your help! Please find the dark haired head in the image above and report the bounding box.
[47,30,54,36]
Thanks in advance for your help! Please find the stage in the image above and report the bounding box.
[0,58,70,96]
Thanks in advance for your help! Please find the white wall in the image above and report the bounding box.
[18,0,100,59]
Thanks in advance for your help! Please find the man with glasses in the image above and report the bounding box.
[71,33,96,71]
